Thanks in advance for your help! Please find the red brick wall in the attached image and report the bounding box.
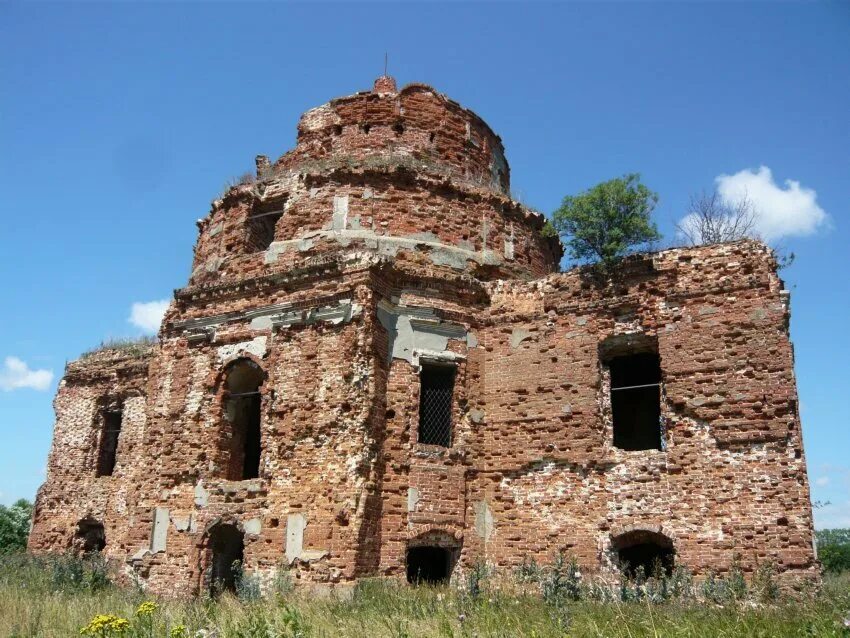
[30,77,816,596]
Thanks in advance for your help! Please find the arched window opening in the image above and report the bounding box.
[208,523,244,596]
[74,519,106,555]
[613,530,674,578]
[223,359,264,480]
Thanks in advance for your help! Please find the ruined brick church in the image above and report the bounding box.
[29,76,817,595]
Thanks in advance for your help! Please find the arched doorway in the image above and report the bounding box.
[612,529,675,578]
[222,359,265,480]
[407,546,453,584]
[207,523,244,595]
[406,531,460,585]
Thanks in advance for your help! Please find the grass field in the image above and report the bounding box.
[1,554,848,638]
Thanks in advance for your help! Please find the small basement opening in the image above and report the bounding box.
[418,363,455,447]
[208,524,244,595]
[613,530,674,578]
[74,519,106,555]
[96,406,123,477]
[223,359,264,480]
[602,338,662,451]
[406,546,452,585]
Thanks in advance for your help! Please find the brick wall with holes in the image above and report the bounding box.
[28,349,150,556]
[30,73,816,596]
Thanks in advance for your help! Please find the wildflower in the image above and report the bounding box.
[135,601,158,617]
[170,625,188,638]
[80,614,130,636]
[457,613,466,623]
[843,615,850,629]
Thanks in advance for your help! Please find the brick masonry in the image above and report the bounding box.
[29,76,817,595]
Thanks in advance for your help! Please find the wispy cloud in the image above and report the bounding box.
[815,476,830,487]
[815,500,850,530]
[715,166,828,242]
[128,299,169,334]
[0,356,54,392]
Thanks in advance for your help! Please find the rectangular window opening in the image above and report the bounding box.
[608,351,662,451]
[418,364,455,447]
[96,407,123,477]
[246,198,285,252]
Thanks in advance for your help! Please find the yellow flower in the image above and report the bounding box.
[170,625,188,638]
[79,614,130,636]
[135,601,158,617]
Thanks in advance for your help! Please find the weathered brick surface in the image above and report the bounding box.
[30,78,816,595]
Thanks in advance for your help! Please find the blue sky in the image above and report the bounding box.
[1,2,847,528]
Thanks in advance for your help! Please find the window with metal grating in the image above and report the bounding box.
[418,364,455,447]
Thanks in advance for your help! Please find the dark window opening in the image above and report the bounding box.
[418,364,455,447]
[406,546,452,585]
[246,199,285,252]
[74,520,106,555]
[209,524,244,596]
[333,124,342,136]
[615,532,675,578]
[223,360,264,480]
[96,408,122,477]
[393,122,404,136]
[361,123,371,134]
[608,351,662,451]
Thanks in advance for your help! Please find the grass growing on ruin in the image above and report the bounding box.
[1,554,848,638]
[80,336,157,359]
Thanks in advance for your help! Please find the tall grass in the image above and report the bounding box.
[1,554,848,637]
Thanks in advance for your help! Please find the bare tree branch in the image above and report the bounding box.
[677,189,759,246]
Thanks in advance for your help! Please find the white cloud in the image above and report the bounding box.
[0,356,54,392]
[815,476,830,487]
[129,299,169,334]
[715,166,828,242]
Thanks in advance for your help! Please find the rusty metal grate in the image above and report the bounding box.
[418,364,455,447]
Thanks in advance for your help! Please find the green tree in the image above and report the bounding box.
[551,173,661,268]
[815,528,850,546]
[815,528,850,573]
[0,498,33,553]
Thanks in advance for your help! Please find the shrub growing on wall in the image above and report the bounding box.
[551,173,661,269]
